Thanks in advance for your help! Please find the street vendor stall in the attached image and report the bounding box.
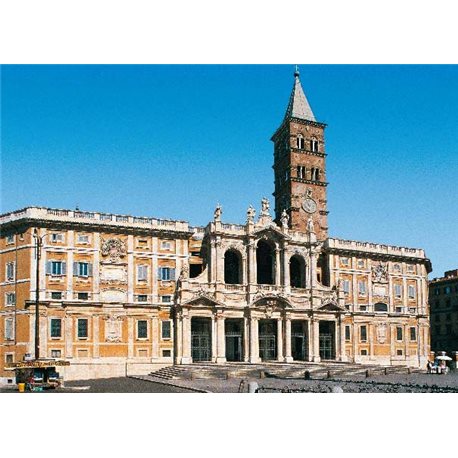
[4,359,70,391]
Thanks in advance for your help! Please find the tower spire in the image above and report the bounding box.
[284,66,316,122]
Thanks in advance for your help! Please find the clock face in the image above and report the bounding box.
[302,198,317,214]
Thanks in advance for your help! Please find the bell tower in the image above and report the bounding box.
[271,67,328,240]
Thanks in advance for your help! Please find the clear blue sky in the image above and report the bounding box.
[1,65,457,277]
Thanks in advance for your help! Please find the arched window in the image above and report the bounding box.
[296,134,305,149]
[311,139,319,152]
[374,303,388,312]
[224,250,242,284]
[257,240,274,285]
[290,255,305,288]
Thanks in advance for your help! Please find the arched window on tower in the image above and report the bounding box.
[224,250,242,284]
[297,166,306,179]
[311,139,319,152]
[256,240,275,285]
[290,255,306,288]
[297,134,305,149]
[311,168,320,181]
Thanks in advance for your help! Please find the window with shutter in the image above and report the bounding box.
[360,325,367,342]
[161,321,171,339]
[6,262,15,282]
[137,265,148,281]
[50,319,62,338]
[5,318,14,340]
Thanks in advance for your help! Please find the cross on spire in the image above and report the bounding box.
[284,65,316,122]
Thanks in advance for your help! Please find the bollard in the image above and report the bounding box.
[407,367,411,374]
[326,370,331,379]
[384,367,388,375]
[331,386,344,393]
[304,370,311,380]
[259,370,265,379]
[248,381,259,393]
[365,369,370,378]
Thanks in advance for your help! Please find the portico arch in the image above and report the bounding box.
[224,249,242,284]
[256,240,275,285]
[290,254,306,288]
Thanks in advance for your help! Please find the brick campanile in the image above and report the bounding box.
[271,67,328,239]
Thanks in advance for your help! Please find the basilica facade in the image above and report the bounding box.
[0,70,432,382]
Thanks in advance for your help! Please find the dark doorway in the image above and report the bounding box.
[225,319,243,362]
[191,318,212,362]
[319,321,336,360]
[257,240,274,285]
[224,250,241,284]
[291,320,308,361]
[290,255,305,288]
[259,319,277,361]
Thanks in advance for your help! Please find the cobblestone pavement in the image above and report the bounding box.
[3,372,458,393]
[138,370,458,393]
[0,376,197,393]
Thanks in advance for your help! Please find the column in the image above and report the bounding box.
[310,253,317,288]
[175,315,182,364]
[352,322,357,362]
[65,315,73,358]
[339,317,347,362]
[282,248,290,288]
[277,318,283,361]
[93,232,100,301]
[307,319,313,361]
[67,230,74,301]
[181,314,192,364]
[40,313,48,357]
[275,249,281,286]
[211,315,217,362]
[216,314,226,363]
[127,235,134,303]
[93,315,99,358]
[313,318,320,362]
[249,317,259,363]
[127,317,134,358]
[152,237,158,303]
[390,324,395,362]
[248,242,256,284]
[242,255,248,285]
[243,316,249,362]
[404,323,409,359]
[369,323,374,359]
[210,240,217,283]
[402,275,408,313]
[284,317,293,362]
[151,314,159,360]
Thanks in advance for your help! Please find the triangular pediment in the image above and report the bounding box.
[318,302,345,312]
[253,224,289,241]
[182,294,224,308]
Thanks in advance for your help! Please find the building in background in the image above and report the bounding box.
[0,69,432,383]
[429,269,458,354]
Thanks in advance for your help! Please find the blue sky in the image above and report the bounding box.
[1,65,457,277]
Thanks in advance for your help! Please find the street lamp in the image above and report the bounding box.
[33,228,47,361]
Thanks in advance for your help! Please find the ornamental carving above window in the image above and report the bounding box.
[101,238,127,262]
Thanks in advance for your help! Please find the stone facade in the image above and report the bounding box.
[429,269,458,354]
[0,69,432,383]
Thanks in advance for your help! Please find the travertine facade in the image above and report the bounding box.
[0,69,432,383]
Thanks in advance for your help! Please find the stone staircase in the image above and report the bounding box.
[149,361,422,381]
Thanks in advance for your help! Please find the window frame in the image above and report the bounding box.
[5,292,16,306]
[77,318,89,339]
[6,261,15,282]
[161,320,172,340]
[5,318,15,341]
[360,325,367,342]
[50,318,62,339]
[396,326,403,341]
[137,264,148,282]
[137,320,148,340]
[410,327,417,341]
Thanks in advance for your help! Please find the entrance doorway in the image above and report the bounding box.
[319,321,336,360]
[191,318,212,362]
[291,320,308,361]
[225,319,243,362]
[259,320,277,361]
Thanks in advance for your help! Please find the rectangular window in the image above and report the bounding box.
[444,286,451,295]
[360,325,367,342]
[78,262,88,277]
[397,349,403,356]
[408,285,416,299]
[137,320,148,339]
[51,292,62,300]
[50,319,62,338]
[5,353,14,364]
[77,319,88,338]
[345,325,351,341]
[77,234,89,244]
[159,267,175,281]
[137,295,148,302]
[394,284,402,298]
[162,349,171,358]
[342,280,350,295]
[360,349,368,356]
[410,327,417,341]
[77,292,89,301]
[5,292,16,306]
[137,265,148,281]
[5,318,14,341]
[161,295,172,303]
[357,259,365,269]
[6,235,14,244]
[162,320,171,339]
[50,349,61,358]
[47,261,66,276]
[406,264,415,273]
[396,327,403,341]
[6,262,15,282]
[358,280,367,295]
[395,306,404,313]
[161,241,172,250]
[51,233,64,243]
[340,257,350,267]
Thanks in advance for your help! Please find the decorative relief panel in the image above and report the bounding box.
[101,238,127,263]
[371,261,388,283]
[100,265,127,284]
[376,323,387,344]
[101,288,127,303]
[103,315,124,342]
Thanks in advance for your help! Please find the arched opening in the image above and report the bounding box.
[256,240,274,285]
[224,250,242,284]
[296,134,305,149]
[374,303,388,312]
[290,255,305,288]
